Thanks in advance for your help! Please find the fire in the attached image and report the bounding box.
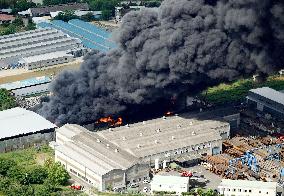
[165,111,173,116]
[114,117,123,126]
[96,116,115,124]
[96,116,123,127]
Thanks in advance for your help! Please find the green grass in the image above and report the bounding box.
[200,75,284,105]
[0,145,54,166]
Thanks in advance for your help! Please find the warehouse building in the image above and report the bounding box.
[0,107,57,152]
[218,179,278,196]
[0,28,83,67]
[24,3,89,17]
[55,110,238,191]
[19,51,74,70]
[0,76,51,97]
[246,87,284,118]
[151,175,189,195]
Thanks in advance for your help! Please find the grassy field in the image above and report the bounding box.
[200,75,284,105]
[0,146,85,195]
[0,61,81,84]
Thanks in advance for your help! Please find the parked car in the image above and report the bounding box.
[143,179,150,184]
[70,184,82,190]
[130,183,139,188]
[143,187,148,192]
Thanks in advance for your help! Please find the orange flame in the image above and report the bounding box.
[96,116,115,124]
[96,116,123,127]
[165,111,173,116]
[114,117,123,126]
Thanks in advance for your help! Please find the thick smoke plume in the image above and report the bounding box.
[38,0,284,125]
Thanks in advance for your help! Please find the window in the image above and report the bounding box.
[267,192,269,194]
[65,58,68,60]
[249,190,252,193]
[238,189,241,192]
[259,191,261,194]
[227,188,230,191]
[244,190,247,192]
[233,189,236,192]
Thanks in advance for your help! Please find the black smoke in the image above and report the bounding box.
[38,0,284,125]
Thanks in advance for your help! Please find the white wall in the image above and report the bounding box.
[151,179,189,195]
[26,55,74,70]
[55,150,103,191]
[218,185,276,196]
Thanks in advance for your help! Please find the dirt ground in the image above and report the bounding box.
[0,60,82,84]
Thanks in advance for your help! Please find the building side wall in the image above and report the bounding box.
[55,150,103,191]
[0,129,54,153]
[12,83,50,97]
[247,92,284,113]
[247,95,284,118]
[26,55,74,70]
[141,139,222,167]
[151,181,189,195]
[218,185,276,196]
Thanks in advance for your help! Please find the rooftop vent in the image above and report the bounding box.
[137,144,141,148]
[171,136,175,140]
[122,136,126,140]
[142,121,146,124]
[109,128,112,131]
[139,132,143,136]
[175,114,178,117]
[162,116,166,120]
[156,129,160,133]
[126,124,130,128]
[114,148,119,153]
[154,140,159,144]
[96,139,101,143]
[106,144,110,148]
[177,124,181,128]
[189,121,193,126]
[192,131,196,136]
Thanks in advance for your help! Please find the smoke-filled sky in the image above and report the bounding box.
[38,0,284,125]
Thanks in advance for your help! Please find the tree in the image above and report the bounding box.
[0,24,17,35]
[0,158,16,176]
[7,183,34,196]
[12,0,36,13]
[101,9,112,20]
[89,0,119,17]
[7,166,29,185]
[0,177,11,193]
[53,10,78,22]
[12,17,24,26]
[81,12,94,21]
[27,166,48,184]
[45,161,70,185]
[25,21,36,31]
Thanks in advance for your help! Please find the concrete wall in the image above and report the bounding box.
[25,55,74,70]
[219,185,276,196]
[0,129,54,153]
[141,139,223,168]
[55,150,103,191]
[12,83,50,97]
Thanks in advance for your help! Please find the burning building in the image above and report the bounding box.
[54,109,239,191]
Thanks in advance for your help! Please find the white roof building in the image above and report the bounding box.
[22,51,73,64]
[0,107,56,140]
[218,179,278,196]
[150,175,189,195]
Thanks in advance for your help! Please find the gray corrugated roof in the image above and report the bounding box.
[56,113,228,173]
[0,107,56,140]
[249,87,284,106]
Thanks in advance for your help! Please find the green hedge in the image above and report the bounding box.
[200,75,284,105]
